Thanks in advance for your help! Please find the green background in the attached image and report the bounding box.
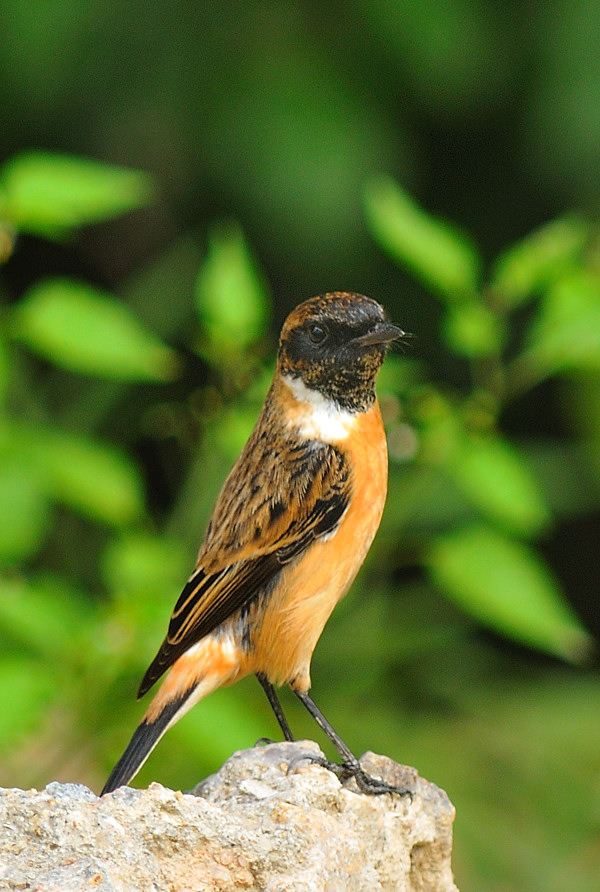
[1,2,600,889]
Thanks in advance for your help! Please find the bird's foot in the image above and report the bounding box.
[288,751,412,797]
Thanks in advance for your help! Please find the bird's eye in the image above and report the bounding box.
[307,322,328,344]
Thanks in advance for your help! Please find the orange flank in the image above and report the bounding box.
[144,634,242,724]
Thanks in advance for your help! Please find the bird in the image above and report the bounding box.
[102,291,405,796]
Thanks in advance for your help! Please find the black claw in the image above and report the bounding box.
[287,751,411,797]
[351,766,412,798]
[254,736,276,747]
[286,750,328,774]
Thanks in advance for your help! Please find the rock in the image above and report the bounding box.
[0,741,459,891]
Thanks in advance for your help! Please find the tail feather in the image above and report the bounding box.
[102,633,243,795]
[101,692,188,795]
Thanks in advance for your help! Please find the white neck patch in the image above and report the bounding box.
[282,374,357,442]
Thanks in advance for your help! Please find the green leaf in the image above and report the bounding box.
[0,656,54,750]
[13,423,145,526]
[195,221,269,359]
[0,335,14,406]
[102,532,188,633]
[426,524,592,662]
[101,533,189,661]
[524,270,600,374]
[0,461,50,562]
[0,573,92,661]
[451,435,551,535]
[364,175,481,300]
[443,301,505,358]
[102,532,187,596]
[12,278,178,381]
[0,152,154,237]
[491,215,589,308]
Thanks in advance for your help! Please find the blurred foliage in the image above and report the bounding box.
[0,152,153,238]
[1,4,600,890]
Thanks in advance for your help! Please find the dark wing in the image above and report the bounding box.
[138,426,350,698]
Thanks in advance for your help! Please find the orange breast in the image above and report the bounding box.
[242,401,388,691]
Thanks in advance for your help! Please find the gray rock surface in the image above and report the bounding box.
[0,740,459,891]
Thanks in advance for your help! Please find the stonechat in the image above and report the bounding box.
[102,292,404,795]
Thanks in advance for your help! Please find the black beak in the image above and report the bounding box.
[352,322,405,347]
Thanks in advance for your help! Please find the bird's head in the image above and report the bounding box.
[277,292,403,412]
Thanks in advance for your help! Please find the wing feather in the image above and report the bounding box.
[138,410,351,697]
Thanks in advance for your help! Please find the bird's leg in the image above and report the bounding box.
[292,688,410,796]
[256,673,295,741]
